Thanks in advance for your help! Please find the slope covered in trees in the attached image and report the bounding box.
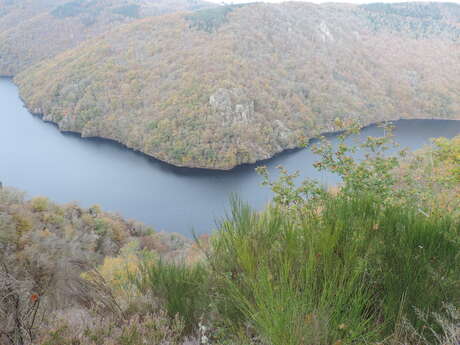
[0,0,214,76]
[0,0,68,33]
[14,2,460,169]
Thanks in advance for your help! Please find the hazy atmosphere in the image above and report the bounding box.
[213,0,460,3]
[1,0,459,344]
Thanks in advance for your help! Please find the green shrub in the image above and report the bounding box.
[208,195,459,344]
[130,260,210,334]
[30,196,50,212]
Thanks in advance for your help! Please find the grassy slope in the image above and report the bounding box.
[14,2,460,170]
[1,136,459,345]
[22,188,460,345]
[0,0,215,76]
[206,196,459,345]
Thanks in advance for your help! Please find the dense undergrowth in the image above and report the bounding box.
[1,131,459,345]
[207,195,459,345]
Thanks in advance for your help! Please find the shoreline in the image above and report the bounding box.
[28,111,460,172]
[3,76,459,172]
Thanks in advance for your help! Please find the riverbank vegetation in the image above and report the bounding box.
[14,2,460,169]
[1,131,458,345]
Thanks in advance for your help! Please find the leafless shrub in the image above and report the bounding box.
[385,304,460,345]
[0,264,44,345]
[37,309,191,345]
[68,261,123,319]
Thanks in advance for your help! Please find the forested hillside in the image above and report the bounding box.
[14,2,460,169]
[0,0,214,76]
[0,0,67,33]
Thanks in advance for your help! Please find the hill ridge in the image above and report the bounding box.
[12,1,460,169]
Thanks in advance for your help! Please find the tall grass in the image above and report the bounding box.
[122,193,458,344]
[129,260,210,334]
[208,194,459,344]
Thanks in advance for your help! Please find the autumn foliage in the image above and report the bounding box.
[13,2,460,169]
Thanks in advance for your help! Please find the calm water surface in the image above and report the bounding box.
[1,77,459,236]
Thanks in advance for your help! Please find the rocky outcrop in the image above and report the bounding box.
[13,2,460,170]
[209,88,255,124]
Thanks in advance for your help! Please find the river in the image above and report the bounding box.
[1,77,459,236]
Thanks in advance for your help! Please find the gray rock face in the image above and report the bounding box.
[209,88,255,124]
[48,112,76,131]
[209,88,232,112]
[274,119,292,145]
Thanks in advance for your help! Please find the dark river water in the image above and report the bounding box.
[1,77,459,236]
